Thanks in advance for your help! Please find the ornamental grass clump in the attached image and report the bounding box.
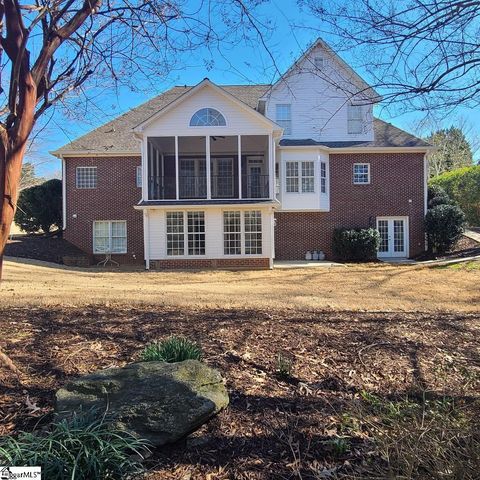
[0,410,150,480]
[141,335,202,363]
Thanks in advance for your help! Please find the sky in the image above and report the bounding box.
[29,0,480,178]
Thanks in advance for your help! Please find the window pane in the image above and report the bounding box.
[190,108,226,126]
[93,220,126,254]
[223,211,241,255]
[244,211,262,255]
[301,161,314,193]
[187,211,205,255]
[76,167,97,189]
[167,212,184,256]
[286,161,299,193]
[136,166,142,187]
[353,164,370,184]
[320,162,327,193]
[348,105,363,134]
[276,104,291,135]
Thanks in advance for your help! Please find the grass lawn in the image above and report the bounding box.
[0,258,479,478]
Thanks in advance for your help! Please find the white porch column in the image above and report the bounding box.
[141,137,147,200]
[175,136,179,200]
[238,135,242,199]
[268,134,274,199]
[206,136,211,200]
[143,209,150,270]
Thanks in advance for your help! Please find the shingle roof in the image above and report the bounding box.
[53,85,429,155]
[279,118,431,148]
[54,85,270,155]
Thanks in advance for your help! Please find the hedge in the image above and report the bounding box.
[332,227,380,261]
[430,165,480,226]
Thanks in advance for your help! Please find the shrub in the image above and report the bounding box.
[428,184,453,208]
[425,204,465,254]
[0,410,150,480]
[332,227,380,261]
[15,178,62,233]
[430,165,480,225]
[141,336,202,363]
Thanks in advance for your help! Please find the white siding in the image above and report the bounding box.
[277,149,330,211]
[147,206,274,260]
[143,85,272,137]
[263,45,374,142]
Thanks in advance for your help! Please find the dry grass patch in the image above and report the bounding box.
[1,257,479,312]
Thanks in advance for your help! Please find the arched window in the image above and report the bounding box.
[189,108,226,127]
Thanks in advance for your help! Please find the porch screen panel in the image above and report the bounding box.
[178,136,206,199]
[240,135,269,199]
[147,137,175,199]
[210,136,238,198]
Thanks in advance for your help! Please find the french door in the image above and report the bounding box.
[376,217,408,258]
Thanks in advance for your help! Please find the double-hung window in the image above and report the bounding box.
[136,166,142,187]
[353,163,370,184]
[276,104,292,135]
[347,104,363,134]
[166,211,205,256]
[76,166,97,189]
[223,211,262,255]
[285,161,315,193]
[320,161,327,193]
[93,221,127,254]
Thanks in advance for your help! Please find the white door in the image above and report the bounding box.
[376,217,408,258]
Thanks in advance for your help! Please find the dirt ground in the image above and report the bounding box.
[0,305,478,478]
[1,257,479,312]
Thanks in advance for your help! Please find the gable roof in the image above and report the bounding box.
[133,78,281,132]
[52,84,428,156]
[53,84,270,156]
[280,118,431,149]
[261,37,381,103]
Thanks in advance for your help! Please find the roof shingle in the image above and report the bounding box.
[53,84,429,155]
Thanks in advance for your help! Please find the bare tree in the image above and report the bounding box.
[300,0,480,114]
[0,0,275,280]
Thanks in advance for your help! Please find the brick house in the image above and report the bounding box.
[53,39,432,269]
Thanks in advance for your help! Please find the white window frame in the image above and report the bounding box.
[285,160,315,194]
[275,104,292,135]
[76,166,97,189]
[136,166,142,188]
[347,104,363,134]
[320,161,327,194]
[166,211,206,257]
[93,220,127,254]
[353,163,371,184]
[223,210,262,256]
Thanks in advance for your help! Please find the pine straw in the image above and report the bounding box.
[0,306,478,478]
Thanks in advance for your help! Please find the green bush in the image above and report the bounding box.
[15,178,62,233]
[141,336,202,363]
[332,227,380,261]
[430,165,480,225]
[428,184,453,208]
[0,410,150,480]
[425,204,465,254]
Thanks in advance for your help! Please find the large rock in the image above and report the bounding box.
[55,360,229,446]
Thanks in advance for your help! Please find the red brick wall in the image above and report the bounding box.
[64,156,144,264]
[150,257,270,270]
[274,152,426,260]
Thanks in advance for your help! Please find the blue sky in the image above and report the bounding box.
[30,0,479,177]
